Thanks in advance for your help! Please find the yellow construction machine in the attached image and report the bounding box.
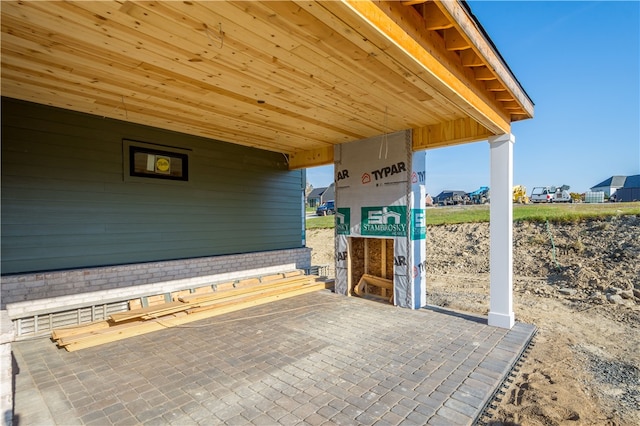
[513,185,530,204]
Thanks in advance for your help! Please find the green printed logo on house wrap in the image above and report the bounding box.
[411,208,426,240]
[336,208,351,235]
[361,206,407,237]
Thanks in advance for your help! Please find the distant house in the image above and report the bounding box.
[590,176,627,197]
[425,193,434,207]
[307,187,326,207]
[307,183,335,207]
[433,190,467,205]
[614,175,640,202]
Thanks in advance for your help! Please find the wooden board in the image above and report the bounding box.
[51,319,111,340]
[186,279,317,313]
[109,301,188,323]
[59,279,332,351]
[171,290,192,301]
[355,274,394,303]
[51,271,328,351]
[178,275,310,304]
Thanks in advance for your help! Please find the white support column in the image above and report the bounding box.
[488,133,515,329]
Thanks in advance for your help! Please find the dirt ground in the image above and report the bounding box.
[306,214,639,426]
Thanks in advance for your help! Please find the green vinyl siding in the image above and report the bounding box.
[1,98,305,274]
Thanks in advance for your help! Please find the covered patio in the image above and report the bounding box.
[2,1,534,422]
[1,0,533,327]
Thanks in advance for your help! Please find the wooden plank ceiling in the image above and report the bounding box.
[1,0,533,169]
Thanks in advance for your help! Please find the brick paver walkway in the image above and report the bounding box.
[12,291,535,425]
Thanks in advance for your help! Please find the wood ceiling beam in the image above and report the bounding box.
[290,117,493,165]
[412,117,493,150]
[288,145,334,170]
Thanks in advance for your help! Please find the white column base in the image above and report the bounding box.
[488,311,515,329]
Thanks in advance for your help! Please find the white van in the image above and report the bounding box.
[531,186,572,203]
[530,187,554,203]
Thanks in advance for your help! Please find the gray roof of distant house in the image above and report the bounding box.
[322,184,335,200]
[434,190,467,199]
[623,174,640,188]
[590,175,627,190]
[308,187,327,198]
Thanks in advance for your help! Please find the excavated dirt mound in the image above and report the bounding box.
[306,215,640,425]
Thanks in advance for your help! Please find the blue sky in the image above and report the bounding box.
[306,1,639,196]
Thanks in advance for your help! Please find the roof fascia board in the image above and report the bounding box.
[338,0,511,135]
[436,1,534,118]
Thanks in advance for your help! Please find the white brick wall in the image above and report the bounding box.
[3,248,311,318]
[0,311,13,422]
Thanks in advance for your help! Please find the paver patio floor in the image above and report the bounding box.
[12,290,535,425]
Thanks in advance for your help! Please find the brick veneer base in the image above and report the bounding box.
[2,248,312,318]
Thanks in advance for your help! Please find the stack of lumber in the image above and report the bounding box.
[51,271,331,352]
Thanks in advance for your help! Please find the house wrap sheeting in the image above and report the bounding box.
[333,130,426,309]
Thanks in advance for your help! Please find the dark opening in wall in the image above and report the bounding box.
[349,237,394,299]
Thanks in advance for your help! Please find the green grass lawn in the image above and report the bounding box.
[306,214,336,229]
[426,202,640,225]
[305,202,640,229]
